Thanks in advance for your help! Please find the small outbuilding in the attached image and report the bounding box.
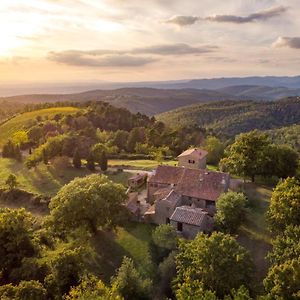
[170,205,214,239]
[128,173,147,188]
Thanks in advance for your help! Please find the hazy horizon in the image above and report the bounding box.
[1,0,300,85]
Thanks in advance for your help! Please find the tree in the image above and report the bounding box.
[204,136,225,165]
[72,148,81,169]
[5,174,18,190]
[152,224,177,251]
[268,225,300,265]
[127,128,142,153]
[0,280,47,300]
[42,148,48,165]
[113,130,129,151]
[265,144,298,179]
[0,208,37,280]
[112,257,152,300]
[215,192,247,233]
[28,126,43,144]
[175,232,253,297]
[264,257,300,300]
[49,174,127,234]
[175,280,217,300]
[267,177,300,234]
[86,152,95,171]
[99,151,108,172]
[12,130,29,146]
[2,140,22,161]
[44,247,86,299]
[65,275,123,300]
[220,130,270,182]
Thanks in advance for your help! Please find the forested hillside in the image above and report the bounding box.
[0,88,237,116]
[266,124,300,152]
[157,97,300,138]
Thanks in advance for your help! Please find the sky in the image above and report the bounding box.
[0,0,300,84]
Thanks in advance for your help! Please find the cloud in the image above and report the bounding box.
[48,51,156,67]
[272,37,300,49]
[206,6,287,23]
[165,6,287,26]
[48,43,215,67]
[165,15,200,26]
[132,43,215,55]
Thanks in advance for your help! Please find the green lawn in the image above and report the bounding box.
[89,222,155,282]
[237,182,273,292]
[0,107,79,147]
[108,159,178,170]
[109,158,218,171]
[0,158,132,197]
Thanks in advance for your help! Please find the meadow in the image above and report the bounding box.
[0,107,79,146]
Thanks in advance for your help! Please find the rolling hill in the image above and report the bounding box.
[0,88,237,115]
[157,98,300,138]
[0,107,79,146]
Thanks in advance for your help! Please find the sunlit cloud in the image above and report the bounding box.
[48,43,215,67]
[165,5,287,26]
[273,37,300,49]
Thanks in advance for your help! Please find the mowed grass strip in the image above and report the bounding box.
[0,107,79,146]
[109,159,178,170]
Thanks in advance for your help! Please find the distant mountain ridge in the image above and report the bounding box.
[2,75,300,97]
[0,88,238,116]
[2,78,300,115]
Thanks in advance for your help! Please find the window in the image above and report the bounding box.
[188,159,195,164]
[177,222,183,231]
[166,218,170,224]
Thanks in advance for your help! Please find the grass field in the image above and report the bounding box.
[108,159,218,171]
[0,158,132,197]
[108,159,178,170]
[237,182,273,292]
[89,222,155,282]
[0,107,79,146]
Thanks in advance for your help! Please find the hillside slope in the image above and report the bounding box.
[0,107,79,146]
[0,88,237,115]
[157,98,300,138]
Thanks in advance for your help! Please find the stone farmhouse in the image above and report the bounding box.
[144,148,230,239]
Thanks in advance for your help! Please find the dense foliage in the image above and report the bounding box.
[215,192,247,233]
[49,174,127,234]
[220,130,298,182]
[264,178,300,299]
[174,232,253,297]
[157,98,300,138]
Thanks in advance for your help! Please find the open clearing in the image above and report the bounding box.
[0,158,132,197]
[238,182,273,292]
[0,107,79,146]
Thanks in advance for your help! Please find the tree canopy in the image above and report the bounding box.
[49,174,127,234]
[174,232,253,297]
[215,192,247,233]
[267,177,300,234]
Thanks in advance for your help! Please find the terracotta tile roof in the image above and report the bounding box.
[149,165,229,202]
[177,148,208,160]
[170,206,211,226]
[162,190,182,207]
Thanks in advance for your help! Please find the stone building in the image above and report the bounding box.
[177,148,208,169]
[146,165,230,237]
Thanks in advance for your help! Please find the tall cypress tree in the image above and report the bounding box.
[86,153,95,171]
[72,148,81,169]
[42,149,48,165]
[99,151,108,172]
